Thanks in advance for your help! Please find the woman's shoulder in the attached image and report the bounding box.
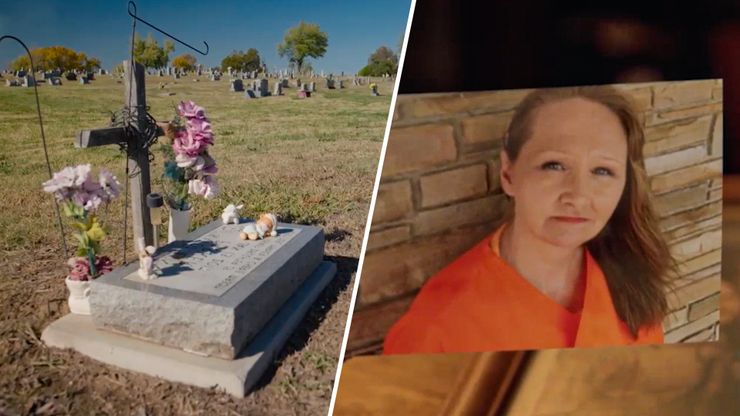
[416,233,499,304]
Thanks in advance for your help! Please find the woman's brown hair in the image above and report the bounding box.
[499,86,676,336]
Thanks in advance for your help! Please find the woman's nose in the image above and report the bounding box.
[560,172,590,206]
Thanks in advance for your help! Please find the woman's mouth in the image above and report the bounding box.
[552,216,589,223]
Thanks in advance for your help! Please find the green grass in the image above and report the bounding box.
[0,74,393,260]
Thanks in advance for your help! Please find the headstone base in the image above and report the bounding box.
[41,261,336,397]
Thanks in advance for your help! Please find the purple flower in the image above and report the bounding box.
[191,154,218,175]
[178,101,207,120]
[72,191,103,212]
[43,164,120,214]
[95,256,114,275]
[98,169,121,201]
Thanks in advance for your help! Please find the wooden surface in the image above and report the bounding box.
[333,353,473,415]
[124,60,155,248]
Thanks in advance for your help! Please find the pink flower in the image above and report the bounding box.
[178,101,207,120]
[172,129,209,157]
[67,257,92,281]
[67,256,114,281]
[186,118,214,145]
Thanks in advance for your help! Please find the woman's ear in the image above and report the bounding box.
[499,151,514,197]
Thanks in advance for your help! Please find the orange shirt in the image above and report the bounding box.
[384,225,664,355]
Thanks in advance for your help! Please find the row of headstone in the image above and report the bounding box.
[325,79,345,89]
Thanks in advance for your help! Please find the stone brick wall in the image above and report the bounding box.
[347,79,723,356]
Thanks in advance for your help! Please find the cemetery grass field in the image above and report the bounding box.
[0,74,393,414]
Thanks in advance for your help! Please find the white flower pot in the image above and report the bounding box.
[65,277,91,315]
[168,207,192,243]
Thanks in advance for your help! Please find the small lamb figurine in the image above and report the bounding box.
[240,213,278,240]
[136,237,157,280]
[221,204,243,225]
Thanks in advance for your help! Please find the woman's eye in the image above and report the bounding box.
[541,161,564,171]
[593,167,613,176]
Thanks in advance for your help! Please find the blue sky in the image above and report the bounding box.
[0,0,411,74]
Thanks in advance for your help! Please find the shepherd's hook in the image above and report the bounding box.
[127,1,209,55]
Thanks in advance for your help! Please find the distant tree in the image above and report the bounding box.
[9,46,101,72]
[133,34,174,69]
[358,60,396,77]
[368,46,398,66]
[277,21,328,74]
[358,45,399,76]
[83,56,102,72]
[220,48,262,72]
[172,53,197,71]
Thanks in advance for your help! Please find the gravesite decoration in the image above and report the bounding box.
[160,100,219,242]
[221,203,243,225]
[35,1,337,397]
[42,164,121,314]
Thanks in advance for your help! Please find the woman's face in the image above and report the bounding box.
[501,97,629,248]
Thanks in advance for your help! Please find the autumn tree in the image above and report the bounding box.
[133,33,175,69]
[172,54,197,71]
[9,46,101,72]
[220,48,261,72]
[358,45,399,76]
[277,21,328,74]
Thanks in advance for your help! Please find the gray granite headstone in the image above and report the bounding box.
[273,81,282,96]
[230,79,244,92]
[22,75,35,87]
[89,220,324,359]
[338,80,344,89]
[258,78,269,96]
[309,81,316,92]
[79,76,89,85]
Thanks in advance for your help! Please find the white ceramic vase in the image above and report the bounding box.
[168,207,192,243]
[65,277,91,315]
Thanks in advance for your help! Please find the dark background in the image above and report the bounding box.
[399,0,740,172]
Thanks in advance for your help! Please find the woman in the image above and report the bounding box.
[384,86,676,354]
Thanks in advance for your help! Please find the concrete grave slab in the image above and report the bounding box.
[89,220,324,359]
[42,261,336,397]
